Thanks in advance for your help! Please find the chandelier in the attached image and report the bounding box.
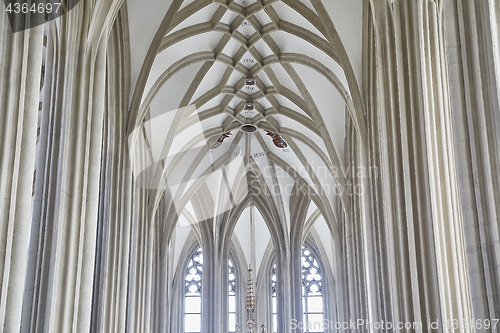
[235,267,267,333]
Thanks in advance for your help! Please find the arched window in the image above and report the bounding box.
[301,245,324,333]
[184,247,203,333]
[228,258,237,333]
[271,261,277,333]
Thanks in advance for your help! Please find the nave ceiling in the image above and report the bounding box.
[125,0,365,271]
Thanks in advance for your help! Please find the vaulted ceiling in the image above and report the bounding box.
[126,0,364,273]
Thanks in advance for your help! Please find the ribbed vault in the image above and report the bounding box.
[129,0,364,243]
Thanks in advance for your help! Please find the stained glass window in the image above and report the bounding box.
[185,247,203,333]
[271,261,277,333]
[301,245,324,333]
[228,258,237,333]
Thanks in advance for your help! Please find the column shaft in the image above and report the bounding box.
[367,0,473,329]
[443,0,500,325]
[20,4,108,332]
[0,11,43,333]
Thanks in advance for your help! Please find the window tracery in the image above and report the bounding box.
[184,247,203,333]
[271,261,277,333]
[228,258,237,333]
[301,245,324,333]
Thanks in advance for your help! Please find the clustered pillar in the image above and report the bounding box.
[0,9,43,333]
[359,0,475,330]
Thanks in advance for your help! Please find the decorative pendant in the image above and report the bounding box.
[264,130,288,148]
[211,132,232,150]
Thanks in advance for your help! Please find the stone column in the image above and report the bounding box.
[20,3,109,332]
[89,11,133,332]
[443,0,500,327]
[0,9,43,333]
[368,0,473,330]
